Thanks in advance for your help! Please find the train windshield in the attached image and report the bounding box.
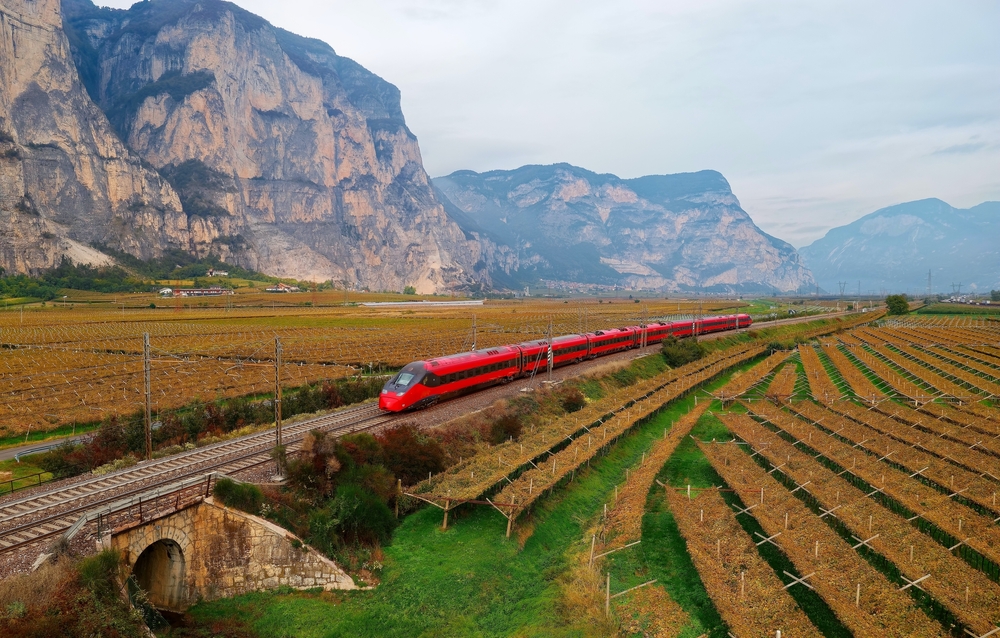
[388,362,426,390]
[396,372,415,387]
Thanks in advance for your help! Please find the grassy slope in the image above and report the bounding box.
[0,458,52,495]
[177,368,748,637]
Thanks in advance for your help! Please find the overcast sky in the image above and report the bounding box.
[100,0,1000,247]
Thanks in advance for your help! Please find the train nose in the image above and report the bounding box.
[379,391,406,412]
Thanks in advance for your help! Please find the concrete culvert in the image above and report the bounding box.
[132,539,186,610]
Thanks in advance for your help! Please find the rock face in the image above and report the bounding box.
[0,0,199,274]
[0,0,481,291]
[59,0,482,292]
[800,198,1000,295]
[434,164,815,293]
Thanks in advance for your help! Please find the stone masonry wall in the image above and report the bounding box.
[112,497,354,608]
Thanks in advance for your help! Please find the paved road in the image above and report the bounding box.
[0,435,88,462]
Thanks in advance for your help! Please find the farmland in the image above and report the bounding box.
[0,293,747,438]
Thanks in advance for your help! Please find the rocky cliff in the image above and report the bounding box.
[59,0,483,292]
[0,0,482,291]
[800,198,1000,295]
[434,164,815,293]
[0,0,202,274]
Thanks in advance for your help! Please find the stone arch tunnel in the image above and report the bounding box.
[111,497,355,610]
[131,538,187,610]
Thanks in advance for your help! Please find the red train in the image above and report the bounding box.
[379,313,752,412]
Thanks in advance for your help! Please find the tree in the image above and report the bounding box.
[991,290,1000,302]
[403,285,416,295]
[885,294,909,315]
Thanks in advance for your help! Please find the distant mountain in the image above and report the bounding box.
[800,198,1000,296]
[433,164,815,293]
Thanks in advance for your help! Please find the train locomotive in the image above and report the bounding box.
[379,313,751,412]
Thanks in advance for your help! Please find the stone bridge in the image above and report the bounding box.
[110,497,354,611]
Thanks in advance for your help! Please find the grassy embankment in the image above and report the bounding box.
[0,458,53,495]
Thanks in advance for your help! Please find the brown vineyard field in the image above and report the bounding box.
[0,294,739,436]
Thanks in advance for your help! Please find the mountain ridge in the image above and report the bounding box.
[800,198,1000,294]
[434,163,815,293]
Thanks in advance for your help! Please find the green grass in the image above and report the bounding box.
[0,422,98,451]
[917,303,1000,316]
[0,458,52,495]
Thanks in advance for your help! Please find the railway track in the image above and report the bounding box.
[0,403,397,557]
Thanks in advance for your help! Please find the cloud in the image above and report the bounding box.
[932,141,993,155]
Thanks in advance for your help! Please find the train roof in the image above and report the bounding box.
[423,345,520,369]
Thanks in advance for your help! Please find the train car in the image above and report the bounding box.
[379,345,521,411]
[516,334,590,377]
[516,339,549,376]
[641,321,674,345]
[586,327,638,358]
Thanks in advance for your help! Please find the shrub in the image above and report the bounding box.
[307,507,341,556]
[329,483,396,544]
[340,432,383,467]
[559,388,587,413]
[340,463,396,503]
[91,454,138,476]
[660,336,706,367]
[213,478,264,515]
[34,443,86,479]
[76,549,123,601]
[376,424,444,486]
[488,414,523,444]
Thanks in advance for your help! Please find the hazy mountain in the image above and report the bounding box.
[800,198,1000,296]
[0,0,484,292]
[434,164,815,293]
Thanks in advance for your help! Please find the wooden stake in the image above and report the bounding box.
[965,585,970,604]
[700,508,703,523]
[855,583,861,607]
[506,512,513,538]
[605,574,610,617]
[590,534,596,566]
[717,538,721,558]
[395,479,402,518]
[784,512,789,530]
[740,570,745,598]
[687,484,691,499]
[442,500,450,530]
[910,545,914,562]
[760,487,764,505]
[814,540,819,557]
